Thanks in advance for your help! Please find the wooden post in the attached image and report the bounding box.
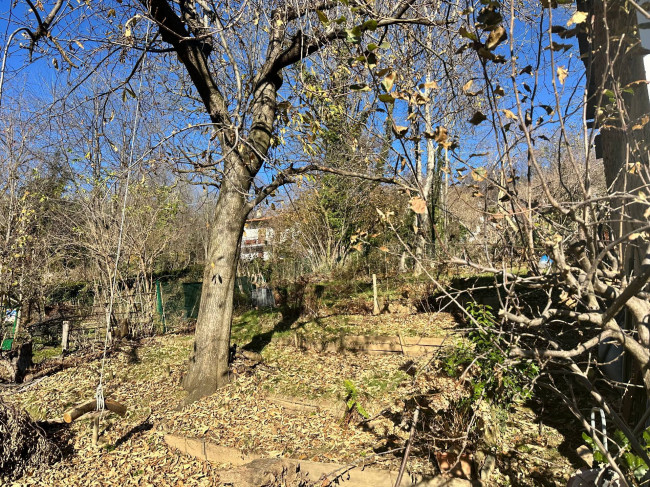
[91,415,99,447]
[372,274,380,315]
[61,321,70,352]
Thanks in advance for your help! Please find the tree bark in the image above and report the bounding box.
[182,176,250,401]
[398,251,408,273]
[414,87,441,275]
[582,0,650,414]
[587,0,650,251]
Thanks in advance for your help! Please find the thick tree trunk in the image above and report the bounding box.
[583,0,650,419]
[589,0,650,251]
[182,182,249,401]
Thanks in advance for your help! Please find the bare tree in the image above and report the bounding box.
[3,0,435,400]
[389,0,650,482]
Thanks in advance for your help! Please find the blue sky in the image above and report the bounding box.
[0,0,588,202]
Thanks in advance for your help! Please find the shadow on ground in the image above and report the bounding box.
[242,307,305,353]
[113,416,154,449]
[39,420,76,459]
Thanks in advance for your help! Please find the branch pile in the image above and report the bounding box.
[0,398,61,482]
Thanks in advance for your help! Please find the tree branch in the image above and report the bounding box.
[511,330,614,359]
[143,0,233,138]
[245,163,417,212]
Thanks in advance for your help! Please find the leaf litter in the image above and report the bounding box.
[1,333,445,484]
[1,318,576,486]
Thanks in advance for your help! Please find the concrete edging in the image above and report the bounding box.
[163,433,471,487]
[278,333,447,356]
[164,434,260,466]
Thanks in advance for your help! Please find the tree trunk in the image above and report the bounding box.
[583,0,650,419]
[182,181,249,401]
[398,251,408,273]
[588,0,650,257]
[413,214,427,276]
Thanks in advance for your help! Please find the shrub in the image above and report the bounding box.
[444,303,539,407]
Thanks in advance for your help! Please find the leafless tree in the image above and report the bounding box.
[389,0,650,482]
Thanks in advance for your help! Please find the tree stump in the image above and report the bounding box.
[0,341,33,383]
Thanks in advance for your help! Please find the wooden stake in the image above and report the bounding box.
[61,321,70,352]
[91,415,99,447]
[372,274,380,315]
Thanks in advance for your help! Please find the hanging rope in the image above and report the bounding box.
[96,25,152,415]
[95,383,105,412]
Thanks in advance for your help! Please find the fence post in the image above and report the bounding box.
[372,274,380,315]
[61,320,70,352]
[156,280,166,333]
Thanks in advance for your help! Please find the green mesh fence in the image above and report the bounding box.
[154,277,203,329]
[179,278,253,319]
[1,309,18,351]
[182,282,202,319]
[155,274,256,329]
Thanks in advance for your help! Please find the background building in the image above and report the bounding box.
[240,216,274,261]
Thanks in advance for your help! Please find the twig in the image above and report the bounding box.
[319,447,405,484]
[629,0,650,19]
[444,404,479,474]
[394,406,420,487]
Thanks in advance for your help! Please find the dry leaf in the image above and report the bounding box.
[409,197,427,214]
[421,80,439,90]
[433,126,448,144]
[502,109,518,121]
[392,125,409,138]
[469,111,488,125]
[382,72,396,92]
[557,66,568,85]
[567,11,587,26]
[486,25,507,50]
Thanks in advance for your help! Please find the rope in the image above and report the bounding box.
[96,24,152,415]
[95,383,105,412]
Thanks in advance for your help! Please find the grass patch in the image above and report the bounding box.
[229,308,456,354]
[258,343,411,406]
[32,346,63,364]
[230,308,283,344]
[298,313,453,340]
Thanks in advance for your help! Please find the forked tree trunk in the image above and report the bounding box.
[182,181,249,401]
[142,0,420,406]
